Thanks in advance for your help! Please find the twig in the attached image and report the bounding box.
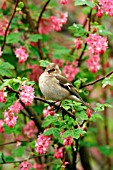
[34,97,75,118]
[77,9,92,67]
[37,0,51,29]
[81,70,113,88]
[0,140,31,147]
[1,0,19,51]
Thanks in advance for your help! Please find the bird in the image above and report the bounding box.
[39,62,93,111]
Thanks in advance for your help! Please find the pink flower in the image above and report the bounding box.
[50,16,62,31]
[3,100,23,128]
[35,134,51,154]
[74,38,82,49]
[87,108,92,119]
[14,47,28,63]
[27,64,43,83]
[43,106,55,117]
[96,8,104,17]
[52,58,64,68]
[24,120,38,138]
[0,17,9,36]
[19,85,35,106]
[63,60,79,81]
[38,18,52,35]
[60,12,68,25]
[0,48,3,56]
[0,120,4,133]
[9,101,23,114]
[1,1,6,10]
[18,161,32,170]
[86,55,100,73]
[62,136,74,146]
[50,13,68,31]
[54,147,63,159]
[3,110,18,128]
[86,34,108,55]
[98,0,113,16]
[0,89,6,102]
[60,0,68,4]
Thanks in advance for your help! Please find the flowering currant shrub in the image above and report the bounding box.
[0,0,113,170]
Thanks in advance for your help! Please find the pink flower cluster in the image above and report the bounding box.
[87,108,92,119]
[0,89,6,102]
[98,0,113,17]
[86,34,108,55]
[0,120,4,133]
[27,64,43,83]
[43,106,55,117]
[54,147,63,159]
[39,12,68,34]
[14,47,28,63]
[74,38,82,49]
[52,58,64,68]
[3,101,23,128]
[62,136,74,146]
[24,120,38,138]
[19,85,35,106]
[60,0,68,4]
[35,133,51,154]
[63,60,79,81]
[86,34,108,72]
[0,17,9,36]
[86,55,100,73]
[18,161,32,170]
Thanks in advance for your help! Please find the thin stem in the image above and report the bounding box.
[81,70,113,88]
[37,0,51,29]
[1,0,19,51]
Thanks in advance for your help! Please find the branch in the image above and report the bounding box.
[34,97,75,119]
[81,70,113,88]
[37,0,51,29]
[1,0,19,51]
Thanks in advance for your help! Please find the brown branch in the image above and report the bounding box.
[0,140,31,147]
[34,97,75,119]
[37,0,51,29]
[77,9,92,67]
[81,70,113,88]
[1,0,19,51]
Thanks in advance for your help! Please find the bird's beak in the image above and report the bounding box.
[47,69,51,73]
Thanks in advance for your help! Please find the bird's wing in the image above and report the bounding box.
[55,74,81,99]
[55,74,94,111]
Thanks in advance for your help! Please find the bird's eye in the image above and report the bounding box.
[47,68,56,73]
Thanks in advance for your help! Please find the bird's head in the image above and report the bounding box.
[45,63,61,75]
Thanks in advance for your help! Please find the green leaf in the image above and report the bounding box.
[98,145,113,156]
[42,116,56,128]
[28,34,42,42]
[0,60,14,77]
[0,152,4,163]
[68,23,87,37]
[43,127,60,138]
[76,111,88,121]
[6,33,21,44]
[18,2,24,8]
[39,60,50,68]
[62,128,86,139]
[90,114,103,122]
[74,0,95,8]
[4,156,14,162]
[4,124,20,134]
[12,146,26,157]
[102,74,113,88]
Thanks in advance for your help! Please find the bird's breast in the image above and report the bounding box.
[39,73,70,101]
